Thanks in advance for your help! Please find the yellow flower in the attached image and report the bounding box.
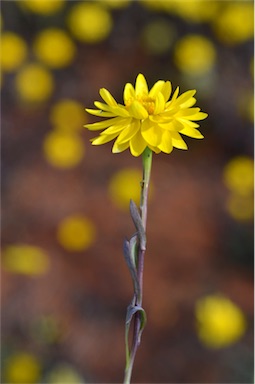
[15,63,54,103]
[195,294,247,348]
[4,352,41,383]
[0,32,28,72]
[33,28,76,68]
[2,244,49,275]
[57,215,96,251]
[85,74,208,157]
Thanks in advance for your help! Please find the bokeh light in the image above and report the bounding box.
[2,244,49,275]
[57,215,96,251]
[45,363,84,383]
[67,2,113,43]
[108,168,153,211]
[49,99,85,131]
[1,32,28,72]
[171,0,221,23]
[15,63,54,103]
[3,353,41,384]
[43,130,85,168]
[18,0,65,15]
[223,156,254,196]
[33,28,76,69]
[226,193,254,222]
[174,34,216,75]
[195,294,247,348]
[212,2,254,45]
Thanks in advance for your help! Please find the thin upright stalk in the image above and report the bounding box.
[123,147,153,384]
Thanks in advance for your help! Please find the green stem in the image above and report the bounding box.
[123,147,153,384]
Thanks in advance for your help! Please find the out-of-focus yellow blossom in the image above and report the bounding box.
[67,3,112,43]
[19,0,65,15]
[195,294,247,348]
[212,2,254,45]
[98,0,130,8]
[43,130,84,168]
[108,168,153,211]
[174,34,216,76]
[57,215,96,251]
[2,244,49,275]
[0,32,28,72]
[45,363,84,383]
[171,1,221,23]
[50,99,85,131]
[226,193,254,222]
[4,353,41,384]
[223,156,254,196]
[15,63,54,103]
[142,19,176,55]
[85,73,207,157]
[33,28,76,68]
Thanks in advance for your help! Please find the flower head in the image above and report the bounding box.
[85,73,208,157]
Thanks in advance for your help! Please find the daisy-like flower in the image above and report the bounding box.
[85,73,208,157]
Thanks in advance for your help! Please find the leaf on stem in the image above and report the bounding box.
[125,302,147,363]
[129,199,146,251]
[123,239,140,298]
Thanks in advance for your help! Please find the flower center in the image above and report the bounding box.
[139,96,155,115]
[126,96,155,115]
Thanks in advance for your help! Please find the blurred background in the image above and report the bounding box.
[1,0,254,383]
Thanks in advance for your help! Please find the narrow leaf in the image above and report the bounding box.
[129,200,146,251]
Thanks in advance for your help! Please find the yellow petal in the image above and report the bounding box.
[176,107,201,117]
[174,90,196,106]
[91,133,118,145]
[99,88,118,106]
[114,120,140,144]
[154,92,166,114]
[135,73,148,97]
[128,100,148,119]
[191,112,208,121]
[85,108,115,117]
[171,131,188,149]
[180,126,204,138]
[148,80,165,98]
[102,123,131,135]
[161,81,172,102]
[130,130,147,157]
[158,130,173,154]
[124,83,135,104]
[141,119,162,146]
[84,116,125,130]
[112,139,130,153]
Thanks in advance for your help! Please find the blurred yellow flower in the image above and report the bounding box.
[2,244,49,275]
[223,156,254,196]
[50,99,85,131]
[15,63,54,102]
[57,215,96,251]
[4,353,41,384]
[85,73,207,157]
[33,28,76,68]
[142,19,176,55]
[174,34,216,75]
[212,2,254,45]
[43,130,84,168]
[45,363,84,383]
[171,0,221,23]
[1,32,28,72]
[195,294,247,348]
[226,193,254,222]
[67,3,113,43]
[19,0,65,14]
[108,168,143,211]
